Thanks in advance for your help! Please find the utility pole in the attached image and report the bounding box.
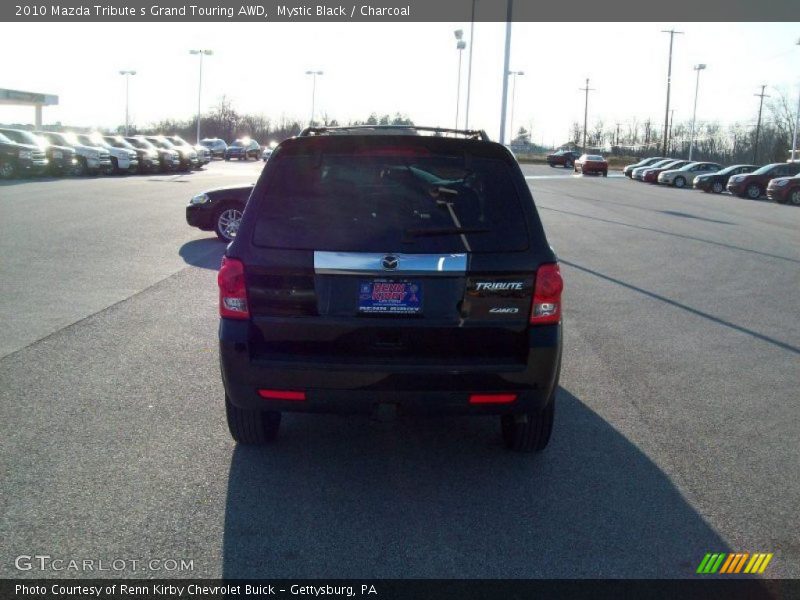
[661,29,684,156]
[688,64,707,160]
[615,122,620,147]
[498,0,512,145]
[668,109,675,154]
[464,0,477,129]
[579,78,594,151]
[753,85,770,164]
[791,38,800,161]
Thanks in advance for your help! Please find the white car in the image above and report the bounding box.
[38,131,112,175]
[658,161,722,188]
[77,133,138,174]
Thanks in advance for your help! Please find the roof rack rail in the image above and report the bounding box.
[297,125,491,142]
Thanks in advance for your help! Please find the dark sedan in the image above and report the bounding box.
[224,138,261,161]
[693,164,758,194]
[186,184,253,242]
[546,150,580,168]
[727,162,800,199]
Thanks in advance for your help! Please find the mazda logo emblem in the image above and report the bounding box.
[382,255,399,270]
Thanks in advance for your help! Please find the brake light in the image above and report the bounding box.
[218,257,250,319]
[469,393,517,404]
[530,263,563,325]
[258,389,306,401]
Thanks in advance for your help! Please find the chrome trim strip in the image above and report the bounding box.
[314,252,467,275]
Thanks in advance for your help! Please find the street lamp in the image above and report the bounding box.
[118,70,136,136]
[189,49,213,144]
[507,70,524,144]
[454,30,467,130]
[305,70,324,127]
[688,63,706,160]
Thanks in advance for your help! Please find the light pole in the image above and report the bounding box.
[792,38,800,162]
[454,30,467,130]
[189,49,213,143]
[579,78,595,151]
[688,63,706,160]
[464,0,477,129]
[305,70,324,127]
[119,70,136,136]
[508,70,524,144]
[753,84,770,164]
[661,29,684,156]
[498,0,513,145]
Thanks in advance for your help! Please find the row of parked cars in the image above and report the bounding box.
[199,137,273,162]
[623,156,800,205]
[0,129,213,179]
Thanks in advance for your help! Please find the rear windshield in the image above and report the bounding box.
[252,153,529,253]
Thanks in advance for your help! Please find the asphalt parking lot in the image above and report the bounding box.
[1,160,798,578]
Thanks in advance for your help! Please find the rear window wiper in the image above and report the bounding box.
[404,226,490,238]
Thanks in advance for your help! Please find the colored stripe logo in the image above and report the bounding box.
[697,553,773,574]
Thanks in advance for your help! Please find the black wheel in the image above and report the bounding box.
[501,394,556,453]
[549,163,555,168]
[712,181,724,193]
[564,160,573,169]
[674,176,686,188]
[746,183,762,200]
[110,157,119,174]
[602,170,608,177]
[225,395,281,444]
[789,189,800,206]
[73,158,88,176]
[224,156,230,161]
[0,160,17,179]
[214,204,244,242]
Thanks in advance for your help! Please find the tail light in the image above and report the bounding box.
[258,389,306,401]
[530,263,563,325]
[218,257,250,319]
[469,393,517,404]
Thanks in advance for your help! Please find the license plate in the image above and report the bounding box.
[52,151,63,159]
[358,280,422,315]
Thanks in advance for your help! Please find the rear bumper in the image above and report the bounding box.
[220,319,562,415]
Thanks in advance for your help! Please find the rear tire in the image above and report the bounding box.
[674,176,686,188]
[225,395,281,444]
[501,394,556,453]
[0,159,17,179]
[602,170,608,177]
[789,189,800,206]
[712,181,724,194]
[565,160,573,169]
[214,204,244,242]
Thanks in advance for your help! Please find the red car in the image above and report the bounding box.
[727,162,800,199]
[641,159,691,183]
[574,154,608,176]
[766,174,800,205]
[546,150,580,168]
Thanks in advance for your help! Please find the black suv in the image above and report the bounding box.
[218,126,563,452]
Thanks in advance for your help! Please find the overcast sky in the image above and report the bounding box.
[0,22,797,145]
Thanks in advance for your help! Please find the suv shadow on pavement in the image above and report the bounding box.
[179,238,227,270]
[222,387,733,578]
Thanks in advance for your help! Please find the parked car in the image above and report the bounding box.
[126,136,180,172]
[200,138,227,158]
[224,138,261,160]
[261,147,273,162]
[642,159,692,183]
[76,133,138,174]
[146,135,197,171]
[727,162,800,199]
[0,131,48,179]
[164,135,208,168]
[623,157,666,178]
[186,184,253,242]
[693,164,758,194]
[0,128,75,176]
[37,131,112,175]
[766,174,800,205]
[217,126,563,452]
[104,135,159,174]
[574,154,608,176]
[658,161,722,188]
[632,158,675,180]
[546,149,580,168]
